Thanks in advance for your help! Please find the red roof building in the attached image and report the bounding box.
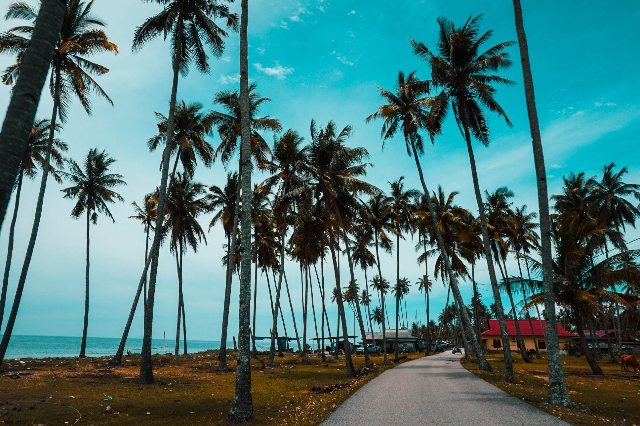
[481,320,576,353]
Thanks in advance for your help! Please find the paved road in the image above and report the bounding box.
[323,351,568,425]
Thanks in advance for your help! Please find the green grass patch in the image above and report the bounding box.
[461,353,640,425]
[0,351,422,424]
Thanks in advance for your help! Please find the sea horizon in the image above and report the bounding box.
[3,335,274,360]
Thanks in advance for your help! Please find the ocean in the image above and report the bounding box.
[3,335,274,360]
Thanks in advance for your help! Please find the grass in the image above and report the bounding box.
[461,353,640,425]
[0,350,422,424]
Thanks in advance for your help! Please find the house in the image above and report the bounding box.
[364,329,423,353]
[481,320,576,353]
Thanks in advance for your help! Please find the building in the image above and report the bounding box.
[364,329,423,353]
[481,320,576,353]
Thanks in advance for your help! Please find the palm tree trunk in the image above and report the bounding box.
[219,176,241,372]
[302,260,309,363]
[174,249,182,361]
[79,209,91,358]
[1,171,23,332]
[516,254,540,358]
[328,231,355,377]
[512,0,571,406]
[364,267,374,350]
[373,234,388,364]
[342,231,371,368]
[139,17,184,385]
[268,225,285,367]
[229,0,253,417]
[320,260,326,360]
[308,263,320,354]
[395,233,400,362]
[252,241,258,357]
[283,270,302,353]
[0,0,65,228]
[408,140,492,373]
[144,225,149,310]
[456,100,512,379]
[573,306,603,375]
[435,283,451,351]
[0,68,61,366]
[472,264,482,347]
[395,286,399,362]
[499,258,532,362]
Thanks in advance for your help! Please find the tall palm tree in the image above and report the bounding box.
[211,84,281,372]
[412,15,516,379]
[132,0,237,385]
[0,0,65,226]
[370,275,390,361]
[388,177,417,361]
[511,0,571,406]
[229,0,252,419]
[60,148,125,358]
[485,187,531,363]
[165,173,208,360]
[350,224,377,349]
[303,120,378,375]
[392,277,410,357]
[259,129,306,367]
[363,193,394,364]
[111,190,159,366]
[1,119,67,332]
[148,101,215,179]
[367,70,491,372]
[588,163,640,351]
[416,275,432,350]
[0,0,118,365]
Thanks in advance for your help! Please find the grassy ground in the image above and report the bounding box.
[461,353,640,426]
[0,350,422,425]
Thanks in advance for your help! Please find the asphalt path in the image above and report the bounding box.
[323,351,569,425]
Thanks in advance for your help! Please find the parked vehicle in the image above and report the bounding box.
[621,346,634,355]
[356,345,381,355]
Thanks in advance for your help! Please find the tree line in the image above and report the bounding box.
[0,0,638,419]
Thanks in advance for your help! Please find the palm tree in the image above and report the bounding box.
[303,120,377,376]
[132,0,237,385]
[485,187,532,363]
[367,70,491,372]
[60,148,125,358]
[1,119,67,332]
[148,101,215,179]
[350,224,377,349]
[392,277,410,358]
[588,163,640,351]
[388,177,417,361]
[370,275,390,362]
[211,84,281,372]
[416,275,432,351]
[363,193,394,364]
[165,173,208,360]
[0,0,65,226]
[511,0,571,406]
[111,190,159,366]
[412,15,516,379]
[229,0,252,418]
[0,0,118,365]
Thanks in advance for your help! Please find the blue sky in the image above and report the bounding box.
[0,0,639,344]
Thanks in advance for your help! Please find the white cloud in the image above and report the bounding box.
[254,62,294,80]
[331,50,355,66]
[595,101,617,107]
[290,7,312,23]
[348,10,356,15]
[279,21,289,30]
[256,47,266,56]
[221,56,231,63]
[217,74,240,85]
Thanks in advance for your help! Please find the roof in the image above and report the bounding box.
[365,330,417,340]
[481,320,576,338]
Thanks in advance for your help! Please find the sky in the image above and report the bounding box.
[0,0,639,346]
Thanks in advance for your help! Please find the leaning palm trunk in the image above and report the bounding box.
[408,141,492,372]
[308,264,320,353]
[600,311,615,363]
[229,0,253,417]
[0,68,62,365]
[283,270,302,353]
[458,101,513,380]
[498,258,531,362]
[1,171,23,332]
[0,0,65,227]
[512,0,571,406]
[373,235,388,364]
[219,178,241,372]
[174,248,183,360]
[79,209,91,357]
[328,232,355,377]
[516,255,540,358]
[268,225,286,367]
[573,308,603,375]
[252,246,258,357]
[364,268,374,350]
[139,19,184,385]
[342,231,372,368]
